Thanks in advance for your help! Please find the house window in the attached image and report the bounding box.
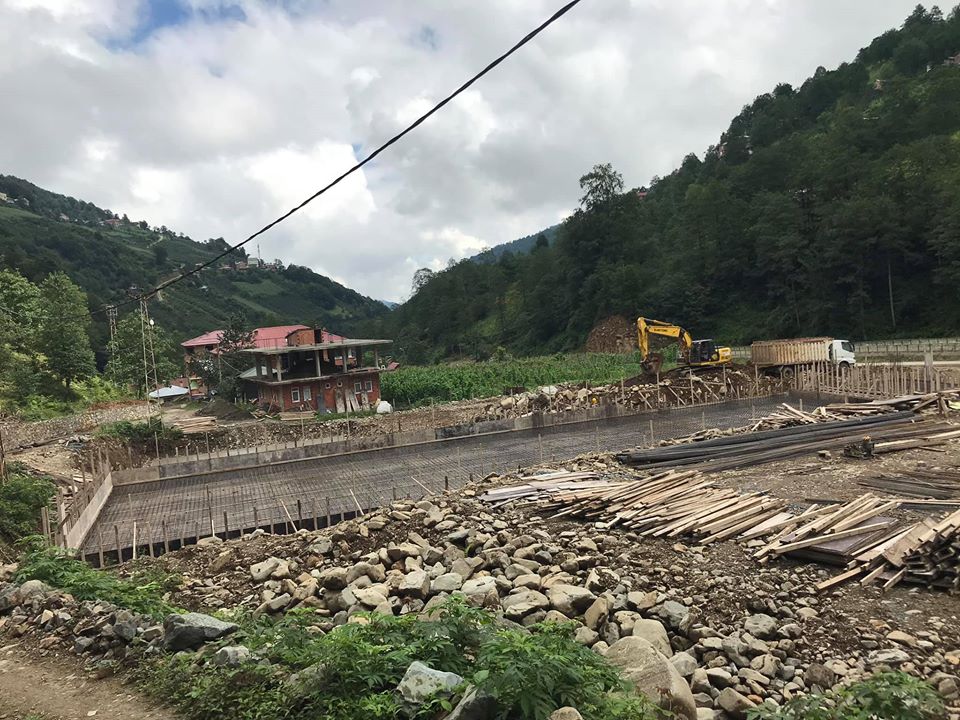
[303,386,312,402]
[364,380,373,392]
[354,381,363,394]
[291,388,300,403]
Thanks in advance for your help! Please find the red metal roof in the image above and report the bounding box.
[181,324,312,350]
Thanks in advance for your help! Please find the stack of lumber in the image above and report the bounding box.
[751,494,900,568]
[616,412,937,472]
[819,508,960,591]
[172,416,217,434]
[489,470,792,544]
[860,469,960,500]
[746,402,894,431]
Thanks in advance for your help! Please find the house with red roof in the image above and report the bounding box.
[180,325,390,411]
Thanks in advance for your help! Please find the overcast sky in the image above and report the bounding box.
[0,0,922,302]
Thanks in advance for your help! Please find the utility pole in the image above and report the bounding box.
[0,424,7,483]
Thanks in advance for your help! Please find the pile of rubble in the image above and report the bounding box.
[476,371,785,423]
[115,493,960,717]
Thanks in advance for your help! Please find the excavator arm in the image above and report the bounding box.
[637,317,692,374]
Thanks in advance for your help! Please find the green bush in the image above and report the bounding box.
[98,417,183,444]
[14,538,176,619]
[142,599,666,720]
[0,472,54,542]
[748,672,944,720]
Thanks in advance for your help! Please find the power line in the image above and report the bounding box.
[0,0,583,326]
[92,0,584,317]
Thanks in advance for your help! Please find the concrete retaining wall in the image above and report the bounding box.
[1,403,150,452]
[63,471,113,550]
[112,400,686,486]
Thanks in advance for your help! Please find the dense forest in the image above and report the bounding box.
[0,177,387,350]
[374,5,960,363]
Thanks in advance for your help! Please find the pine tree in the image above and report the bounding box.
[38,272,95,389]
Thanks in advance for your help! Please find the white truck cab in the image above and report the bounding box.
[828,339,856,368]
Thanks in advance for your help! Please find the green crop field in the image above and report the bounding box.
[380,353,644,407]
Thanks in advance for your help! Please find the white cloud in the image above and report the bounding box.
[0,0,921,304]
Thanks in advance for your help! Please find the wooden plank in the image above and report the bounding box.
[772,521,893,555]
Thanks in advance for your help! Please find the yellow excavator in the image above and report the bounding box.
[637,317,732,374]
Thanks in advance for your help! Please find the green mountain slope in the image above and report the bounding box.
[0,177,387,348]
[373,5,960,363]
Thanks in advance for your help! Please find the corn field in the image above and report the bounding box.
[380,353,644,407]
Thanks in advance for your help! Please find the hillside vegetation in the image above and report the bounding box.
[0,176,386,348]
[376,6,960,363]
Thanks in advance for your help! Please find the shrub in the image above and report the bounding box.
[748,671,944,720]
[14,538,176,619]
[141,599,666,720]
[98,417,183,444]
[0,471,55,542]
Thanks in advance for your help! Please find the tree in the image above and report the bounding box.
[37,272,95,389]
[188,312,256,401]
[0,269,41,353]
[105,311,179,397]
[152,244,168,266]
[578,163,624,210]
[411,268,435,296]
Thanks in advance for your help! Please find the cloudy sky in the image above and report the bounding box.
[0,0,921,301]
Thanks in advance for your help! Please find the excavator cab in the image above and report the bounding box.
[689,339,719,364]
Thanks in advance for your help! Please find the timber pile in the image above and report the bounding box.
[483,470,791,544]
[818,508,960,591]
[615,412,949,472]
[860,468,960,499]
[173,416,217,434]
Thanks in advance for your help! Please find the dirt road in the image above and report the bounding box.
[0,640,173,720]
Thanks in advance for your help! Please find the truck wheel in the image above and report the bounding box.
[781,367,796,381]
[839,362,851,376]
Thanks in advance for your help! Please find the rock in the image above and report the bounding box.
[399,571,430,599]
[17,579,49,600]
[432,573,464,593]
[632,619,672,657]
[546,584,596,616]
[353,588,389,608]
[670,652,698,678]
[627,590,658,612]
[461,577,498,598]
[162,612,238,651]
[583,596,610,631]
[548,708,583,720]
[696,709,717,720]
[208,550,235,574]
[445,687,496,720]
[502,590,550,620]
[716,688,755,719]
[886,630,918,647]
[575,626,600,646]
[257,593,292,614]
[0,584,19,613]
[658,600,690,630]
[210,645,252,667]
[347,562,386,584]
[604,637,697,720]
[804,662,836,690]
[318,567,349,591]
[397,661,464,704]
[250,557,283,583]
[867,648,910,665]
[743,614,778,639]
[309,537,333,555]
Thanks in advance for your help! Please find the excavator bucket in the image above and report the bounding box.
[640,351,664,376]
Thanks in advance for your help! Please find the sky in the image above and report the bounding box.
[0,0,923,302]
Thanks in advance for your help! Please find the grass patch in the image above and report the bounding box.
[141,600,666,720]
[749,671,943,720]
[314,409,378,422]
[381,352,645,407]
[14,538,177,619]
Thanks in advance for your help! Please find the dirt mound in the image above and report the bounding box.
[197,398,252,421]
[584,315,636,353]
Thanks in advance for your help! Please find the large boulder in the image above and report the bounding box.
[397,661,464,704]
[502,590,550,620]
[604,637,697,720]
[546,584,595,616]
[163,612,238,651]
[632,619,672,657]
[716,688,755,719]
[250,557,283,582]
[0,583,19,613]
[743,614,778,640]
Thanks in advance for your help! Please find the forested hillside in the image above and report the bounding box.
[0,177,386,348]
[376,5,960,363]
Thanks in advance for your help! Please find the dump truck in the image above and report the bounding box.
[750,337,856,378]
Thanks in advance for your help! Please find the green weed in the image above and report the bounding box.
[0,470,55,542]
[748,671,944,720]
[13,537,176,619]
